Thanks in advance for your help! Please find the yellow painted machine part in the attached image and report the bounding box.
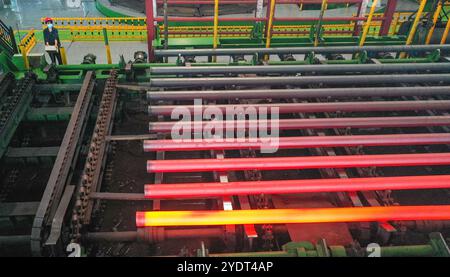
[426,1,443,44]
[213,0,219,62]
[19,29,37,69]
[314,0,328,47]
[400,0,427,58]
[359,0,379,47]
[59,47,68,65]
[441,19,450,44]
[105,45,112,64]
[265,0,277,61]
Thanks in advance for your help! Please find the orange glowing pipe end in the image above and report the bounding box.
[136,205,450,227]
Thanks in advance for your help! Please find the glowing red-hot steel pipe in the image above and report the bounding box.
[148,116,450,133]
[146,153,450,173]
[136,205,450,227]
[144,175,450,199]
[144,133,450,152]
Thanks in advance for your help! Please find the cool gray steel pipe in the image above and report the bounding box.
[147,86,450,101]
[154,44,450,57]
[148,74,450,87]
[148,100,450,116]
[148,116,450,133]
[148,63,450,75]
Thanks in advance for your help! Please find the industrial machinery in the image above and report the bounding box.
[1,0,450,257]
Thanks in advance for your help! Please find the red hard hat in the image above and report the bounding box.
[44,17,53,23]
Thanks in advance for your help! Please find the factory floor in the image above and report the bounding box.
[1,0,420,65]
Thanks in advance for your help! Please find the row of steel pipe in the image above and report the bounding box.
[148,63,450,75]
[144,175,450,199]
[154,45,450,57]
[148,116,450,133]
[147,86,450,100]
[148,100,450,116]
[146,153,450,173]
[147,74,450,87]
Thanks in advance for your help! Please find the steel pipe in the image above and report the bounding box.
[154,45,450,57]
[143,133,450,152]
[148,116,450,133]
[147,152,450,173]
[148,100,450,116]
[144,175,450,199]
[147,74,450,87]
[136,205,450,227]
[147,86,450,101]
[148,63,450,75]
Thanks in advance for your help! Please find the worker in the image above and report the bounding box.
[43,17,63,65]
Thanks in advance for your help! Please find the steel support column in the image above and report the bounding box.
[379,0,398,36]
[145,0,156,61]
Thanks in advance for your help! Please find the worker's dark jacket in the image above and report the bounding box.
[43,27,61,47]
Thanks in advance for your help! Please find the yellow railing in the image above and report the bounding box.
[19,29,36,69]
[41,17,147,28]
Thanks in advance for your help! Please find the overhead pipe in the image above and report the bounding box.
[143,133,450,152]
[147,74,450,87]
[144,175,450,199]
[148,100,450,116]
[147,86,450,101]
[154,45,450,57]
[147,152,450,173]
[136,205,450,227]
[147,63,450,75]
[148,116,450,133]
